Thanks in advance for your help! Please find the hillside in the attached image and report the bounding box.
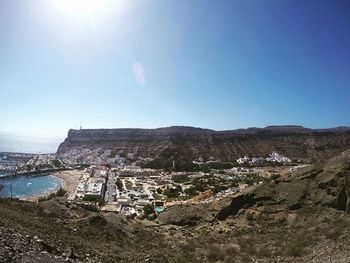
[2,150,350,262]
[154,148,350,261]
[57,125,350,166]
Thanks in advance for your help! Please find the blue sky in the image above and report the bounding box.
[0,0,349,138]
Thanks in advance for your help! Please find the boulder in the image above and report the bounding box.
[157,204,214,226]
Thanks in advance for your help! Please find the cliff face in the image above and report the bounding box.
[57,126,350,163]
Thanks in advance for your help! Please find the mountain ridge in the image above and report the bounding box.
[57,125,350,166]
[64,125,350,135]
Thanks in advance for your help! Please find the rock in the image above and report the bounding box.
[157,204,214,226]
[67,247,77,259]
[39,240,55,253]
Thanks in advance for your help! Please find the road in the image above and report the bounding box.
[105,171,117,203]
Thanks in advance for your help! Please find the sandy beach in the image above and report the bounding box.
[54,169,88,200]
[18,170,87,202]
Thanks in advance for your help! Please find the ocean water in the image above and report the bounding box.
[0,175,62,199]
[0,134,63,154]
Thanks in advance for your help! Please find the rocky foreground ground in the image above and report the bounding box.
[1,149,350,262]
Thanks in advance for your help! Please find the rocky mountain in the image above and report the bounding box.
[57,125,350,166]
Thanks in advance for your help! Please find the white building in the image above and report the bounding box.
[237,156,250,164]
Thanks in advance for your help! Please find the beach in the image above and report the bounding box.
[53,169,89,200]
[8,170,87,202]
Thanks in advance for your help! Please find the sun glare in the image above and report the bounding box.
[53,0,109,19]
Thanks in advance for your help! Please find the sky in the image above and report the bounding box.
[0,0,350,139]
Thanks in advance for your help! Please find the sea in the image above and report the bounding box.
[0,133,64,198]
[0,133,63,154]
[0,175,63,199]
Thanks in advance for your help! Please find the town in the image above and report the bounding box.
[0,149,298,219]
[53,150,296,219]
[0,152,37,175]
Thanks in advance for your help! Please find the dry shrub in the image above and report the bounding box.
[285,239,305,257]
[206,244,225,263]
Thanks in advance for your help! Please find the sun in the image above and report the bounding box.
[53,0,108,20]
[51,0,130,23]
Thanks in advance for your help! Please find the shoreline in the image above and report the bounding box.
[4,175,64,202]
[0,168,69,179]
[0,169,85,202]
[24,176,64,202]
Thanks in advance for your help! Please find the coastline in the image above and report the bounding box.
[0,168,68,179]
[53,170,87,200]
[20,175,64,202]
[0,169,85,202]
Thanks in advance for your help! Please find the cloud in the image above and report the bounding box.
[132,62,146,85]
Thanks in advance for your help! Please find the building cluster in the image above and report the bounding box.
[73,165,258,217]
[0,148,295,219]
[237,151,292,165]
[0,153,37,175]
[192,156,221,165]
[59,147,153,168]
[17,154,67,173]
[74,166,167,217]
[69,153,281,218]
[76,167,108,199]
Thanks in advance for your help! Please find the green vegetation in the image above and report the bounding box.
[109,150,117,158]
[156,171,268,201]
[191,174,236,194]
[38,187,67,202]
[204,162,235,170]
[270,174,280,181]
[184,187,197,198]
[241,174,268,186]
[146,159,238,172]
[212,184,229,194]
[83,195,105,206]
[51,159,61,168]
[172,174,190,183]
[56,187,67,197]
[163,185,182,199]
[173,162,201,172]
[143,204,155,216]
[116,178,123,191]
